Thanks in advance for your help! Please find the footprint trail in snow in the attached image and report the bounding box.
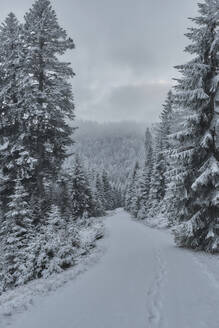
[147,249,167,328]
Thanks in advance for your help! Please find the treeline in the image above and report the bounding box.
[125,92,173,220]
[125,0,219,253]
[56,155,122,221]
[71,120,145,190]
[0,0,121,293]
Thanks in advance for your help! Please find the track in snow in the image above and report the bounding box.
[147,249,167,328]
[5,209,219,328]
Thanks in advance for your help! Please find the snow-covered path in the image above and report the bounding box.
[9,209,219,328]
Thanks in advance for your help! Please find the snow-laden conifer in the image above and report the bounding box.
[148,132,166,217]
[125,161,141,217]
[125,162,140,213]
[33,204,78,278]
[102,170,115,211]
[0,177,33,290]
[0,13,26,210]
[173,0,219,252]
[137,128,153,219]
[18,0,75,200]
[160,91,174,152]
[94,174,106,216]
[70,155,95,219]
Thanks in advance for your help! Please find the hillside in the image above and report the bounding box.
[66,120,147,187]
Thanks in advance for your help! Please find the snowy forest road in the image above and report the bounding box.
[9,209,219,328]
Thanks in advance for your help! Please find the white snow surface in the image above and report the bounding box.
[2,209,219,328]
[0,215,105,327]
[141,216,169,229]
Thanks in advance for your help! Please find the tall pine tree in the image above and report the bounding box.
[18,0,75,205]
[0,176,33,290]
[148,131,166,217]
[138,128,153,219]
[70,155,95,219]
[173,0,219,252]
[0,13,30,211]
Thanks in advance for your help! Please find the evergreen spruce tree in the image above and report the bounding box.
[173,0,219,252]
[125,161,141,216]
[1,177,33,289]
[17,0,75,204]
[130,167,141,217]
[102,170,114,210]
[148,132,166,217]
[163,109,188,225]
[57,174,72,220]
[111,183,123,209]
[0,1,79,291]
[0,13,29,211]
[34,204,76,278]
[0,13,21,120]
[29,193,42,227]
[94,174,106,216]
[148,93,174,218]
[158,90,175,216]
[160,90,174,153]
[138,128,153,219]
[70,156,95,219]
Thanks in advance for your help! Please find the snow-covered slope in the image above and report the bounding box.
[66,120,146,186]
[0,216,104,327]
[4,209,219,328]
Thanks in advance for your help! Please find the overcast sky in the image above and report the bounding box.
[0,0,198,123]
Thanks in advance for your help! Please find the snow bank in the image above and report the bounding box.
[143,216,169,229]
[0,217,104,327]
[135,216,169,230]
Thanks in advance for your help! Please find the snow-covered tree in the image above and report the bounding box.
[138,128,153,219]
[33,204,77,278]
[0,13,25,210]
[72,120,145,189]
[148,132,166,217]
[70,155,95,219]
[18,0,75,201]
[0,177,33,290]
[94,174,106,216]
[146,92,174,218]
[57,174,72,220]
[157,90,175,216]
[111,182,123,209]
[130,168,142,217]
[160,107,189,226]
[173,0,219,252]
[160,90,174,152]
[125,161,141,217]
[0,12,21,115]
[102,170,115,211]
[0,1,77,291]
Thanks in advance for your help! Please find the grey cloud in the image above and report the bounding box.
[0,0,198,122]
[79,82,172,123]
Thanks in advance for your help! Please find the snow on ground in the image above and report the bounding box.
[2,209,219,328]
[0,216,105,327]
[141,216,169,229]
